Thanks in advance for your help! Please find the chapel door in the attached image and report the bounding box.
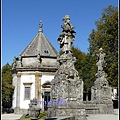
[44,92,50,111]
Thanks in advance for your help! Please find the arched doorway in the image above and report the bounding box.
[42,81,51,111]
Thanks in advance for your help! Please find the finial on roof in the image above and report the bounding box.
[38,20,43,32]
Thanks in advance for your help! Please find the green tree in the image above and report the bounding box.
[72,46,86,71]
[80,54,97,92]
[72,47,96,92]
[2,63,14,101]
[88,5,118,87]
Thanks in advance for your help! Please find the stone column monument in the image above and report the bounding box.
[91,48,114,114]
[47,15,86,120]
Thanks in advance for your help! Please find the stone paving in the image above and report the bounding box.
[1,109,119,120]
[87,114,118,120]
[1,113,23,120]
[86,109,119,120]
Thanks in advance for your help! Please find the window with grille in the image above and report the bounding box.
[24,87,31,99]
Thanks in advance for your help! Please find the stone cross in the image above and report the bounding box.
[39,20,43,32]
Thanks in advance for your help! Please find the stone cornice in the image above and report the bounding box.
[14,67,58,72]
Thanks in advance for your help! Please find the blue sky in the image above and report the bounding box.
[2,0,118,67]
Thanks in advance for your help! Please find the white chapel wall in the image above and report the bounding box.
[20,75,35,109]
[41,75,54,85]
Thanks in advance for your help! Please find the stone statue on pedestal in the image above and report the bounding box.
[91,48,113,114]
[47,15,86,120]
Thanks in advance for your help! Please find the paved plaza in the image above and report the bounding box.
[2,113,23,120]
[86,109,119,120]
[1,109,119,120]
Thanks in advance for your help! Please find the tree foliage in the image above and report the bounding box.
[88,5,118,87]
[2,63,14,101]
[72,47,97,92]
[72,5,118,92]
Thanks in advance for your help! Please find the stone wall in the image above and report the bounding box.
[83,101,99,114]
[84,100,114,114]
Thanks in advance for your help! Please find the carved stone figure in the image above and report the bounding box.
[58,15,76,54]
[96,48,106,71]
[17,55,22,67]
[37,53,41,67]
[12,56,17,69]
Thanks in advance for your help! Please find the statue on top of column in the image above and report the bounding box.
[57,15,76,54]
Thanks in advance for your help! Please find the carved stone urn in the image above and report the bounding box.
[28,98,41,120]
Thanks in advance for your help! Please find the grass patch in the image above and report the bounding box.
[19,111,47,120]
[38,111,47,119]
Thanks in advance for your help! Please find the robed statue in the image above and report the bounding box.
[96,48,106,71]
[58,15,76,54]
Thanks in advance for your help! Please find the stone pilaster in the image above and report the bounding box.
[14,73,21,114]
[35,72,42,104]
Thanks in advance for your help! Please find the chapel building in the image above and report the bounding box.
[12,21,58,114]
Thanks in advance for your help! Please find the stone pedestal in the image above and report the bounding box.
[91,71,114,114]
[48,103,86,120]
[28,98,41,120]
[96,100,114,114]
[48,72,86,119]
[55,103,86,120]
